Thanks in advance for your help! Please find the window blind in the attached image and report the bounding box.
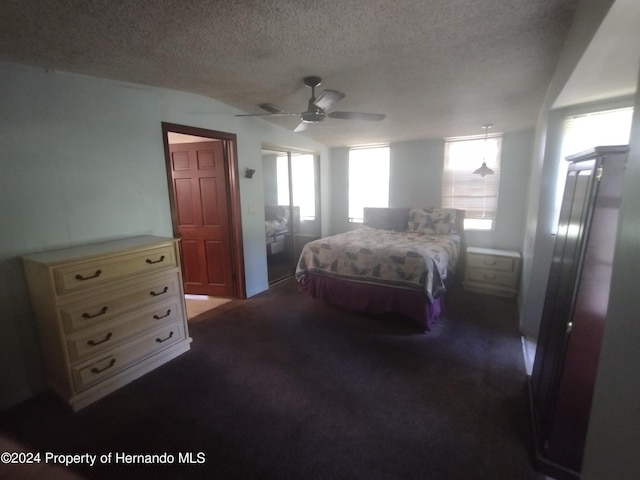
[561,107,633,159]
[551,107,633,231]
[442,136,502,223]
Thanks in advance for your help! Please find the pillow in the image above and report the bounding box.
[363,207,409,231]
[407,208,458,235]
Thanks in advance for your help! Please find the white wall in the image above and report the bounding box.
[519,109,566,336]
[0,61,328,410]
[328,146,350,234]
[519,0,616,337]
[582,66,640,480]
[389,138,444,208]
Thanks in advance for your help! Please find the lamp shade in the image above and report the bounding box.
[473,161,494,177]
[473,124,494,176]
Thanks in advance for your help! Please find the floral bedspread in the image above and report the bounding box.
[295,227,460,301]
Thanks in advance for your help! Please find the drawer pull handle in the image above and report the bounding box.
[156,331,174,343]
[482,260,497,265]
[90,358,116,374]
[150,286,169,296]
[87,332,113,346]
[484,274,497,280]
[75,269,102,281]
[82,306,108,319]
[146,255,166,264]
[153,309,171,320]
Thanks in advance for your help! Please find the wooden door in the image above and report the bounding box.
[168,140,234,297]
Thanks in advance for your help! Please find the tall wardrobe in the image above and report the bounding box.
[529,145,629,479]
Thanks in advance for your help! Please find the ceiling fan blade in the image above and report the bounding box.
[328,111,386,121]
[234,112,300,117]
[313,89,345,111]
[293,121,309,132]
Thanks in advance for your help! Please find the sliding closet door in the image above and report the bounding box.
[262,149,294,283]
[262,147,320,284]
[290,152,321,260]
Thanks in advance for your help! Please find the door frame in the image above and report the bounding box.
[161,122,246,299]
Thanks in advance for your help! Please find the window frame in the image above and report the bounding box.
[551,105,634,232]
[442,134,502,231]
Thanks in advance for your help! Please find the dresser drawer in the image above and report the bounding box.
[53,245,177,296]
[60,272,183,334]
[466,268,516,287]
[466,253,516,273]
[72,320,185,392]
[66,299,184,363]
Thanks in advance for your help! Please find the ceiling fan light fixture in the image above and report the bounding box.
[301,110,325,123]
[237,76,386,132]
[474,124,495,177]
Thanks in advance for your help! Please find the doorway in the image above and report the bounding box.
[262,145,321,284]
[162,123,246,304]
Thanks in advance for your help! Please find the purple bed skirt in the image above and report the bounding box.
[297,274,444,331]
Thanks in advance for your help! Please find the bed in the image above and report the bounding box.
[295,207,465,331]
[265,205,299,255]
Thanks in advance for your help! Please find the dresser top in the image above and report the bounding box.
[22,236,177,264]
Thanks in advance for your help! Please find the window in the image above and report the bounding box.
[552,107,633,231]
[442,135,502,230]
[348,146,390,223]
[277,153,317,220]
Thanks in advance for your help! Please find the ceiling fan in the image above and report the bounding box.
[235,76,386,132]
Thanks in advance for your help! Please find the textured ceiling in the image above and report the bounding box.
[0,0,580,146]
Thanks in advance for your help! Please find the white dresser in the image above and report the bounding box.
[22,236,191,411]
[463,247,521,298]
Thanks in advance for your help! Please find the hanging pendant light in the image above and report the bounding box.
[473,124,495,177]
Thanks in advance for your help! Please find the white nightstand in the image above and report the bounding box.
[463,247,521,298]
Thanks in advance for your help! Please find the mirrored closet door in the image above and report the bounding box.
[262,146,321,284]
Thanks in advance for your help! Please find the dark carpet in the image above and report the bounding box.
[0,278,538,480]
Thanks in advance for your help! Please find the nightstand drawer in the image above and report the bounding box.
[466,253,516,273]
[466,268,516,287]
